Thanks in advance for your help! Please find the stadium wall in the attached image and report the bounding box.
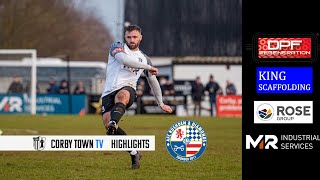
[125,0,242,56]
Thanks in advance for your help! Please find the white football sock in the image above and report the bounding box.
[130,150,137,155]
[109,120,117,125]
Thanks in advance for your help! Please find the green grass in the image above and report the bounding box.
[0,115,241,180]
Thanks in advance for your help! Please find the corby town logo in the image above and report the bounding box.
[166,120,207,162]
[33,136,46,151]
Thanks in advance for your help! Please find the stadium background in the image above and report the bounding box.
[0,0,242,179]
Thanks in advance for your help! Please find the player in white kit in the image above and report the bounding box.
[101,25,173,169]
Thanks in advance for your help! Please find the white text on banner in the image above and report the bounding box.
[0,135,155,151]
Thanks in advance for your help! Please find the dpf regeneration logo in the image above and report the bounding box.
[257,103,274,121]
[258,38,311,58]
[252,33,317,62]
[166,120,207,162]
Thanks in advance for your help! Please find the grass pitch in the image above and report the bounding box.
[0,114,241,180]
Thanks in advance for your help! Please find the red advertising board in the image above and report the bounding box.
[216,95,242,118]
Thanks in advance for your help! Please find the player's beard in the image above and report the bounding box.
[127,42,140,50]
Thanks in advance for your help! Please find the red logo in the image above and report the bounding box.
[176,129,184,139]
[111,47,124,56]
[258,38,311,58]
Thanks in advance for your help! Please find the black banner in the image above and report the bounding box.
[243,0,320,179]
[138,95,185,114]
[173,80,193,96]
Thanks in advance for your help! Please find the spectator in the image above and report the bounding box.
[226,80,237,95]
[136,79,146,97]
[7,76,24,94]
[191,76,205,117]
[162,79,175,96]
[159,77,167,94]
[25,81,40,94]
[46,78,60,94]
[205,74,222,117]
[73,81,86,94]
[59,79,69,94]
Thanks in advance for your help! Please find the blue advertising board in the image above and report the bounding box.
[0,94,86,114]
[256,67,313,94]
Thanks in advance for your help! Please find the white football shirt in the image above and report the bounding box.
[101,42,149,98]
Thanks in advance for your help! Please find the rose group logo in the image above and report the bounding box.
[257,103,274,121]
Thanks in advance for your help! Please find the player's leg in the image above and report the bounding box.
[102,87,142,169]
[194,100,200,117]
[209,96,214,116]
[102,111,111,130]
[105,89,129,135]
[101,89,131,135]
[212,96,217,117]
[112,86,142,169]
[106,88,132,134]
[101,92,116,133]
[102,111,130,145]
[193,99,197,116]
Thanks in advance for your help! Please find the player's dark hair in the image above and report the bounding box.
[125,25,142,33]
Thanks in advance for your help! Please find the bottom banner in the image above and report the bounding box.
[0,135,155,151]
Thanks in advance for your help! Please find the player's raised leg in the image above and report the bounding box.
[106,88,130,134]
[102,111,133,138]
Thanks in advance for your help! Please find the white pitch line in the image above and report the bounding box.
[0,129,39,135]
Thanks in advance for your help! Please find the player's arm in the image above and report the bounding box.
[144,56,173,113]
[109,42,155,71]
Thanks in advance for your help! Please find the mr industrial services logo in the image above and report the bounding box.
[166,120,207,162]
[254,101,313,124]
[246,134,320,150]
[246,135,278,150]
[0,96,23,113]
